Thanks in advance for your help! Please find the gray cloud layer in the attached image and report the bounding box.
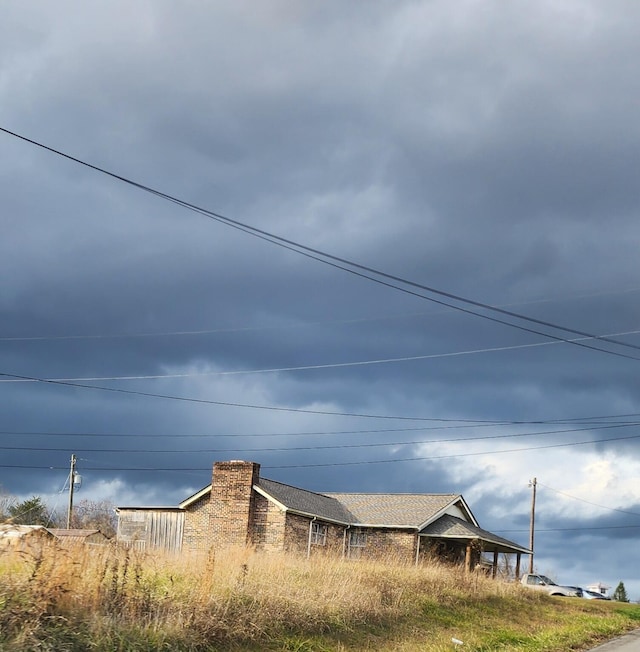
[2,0,640,596]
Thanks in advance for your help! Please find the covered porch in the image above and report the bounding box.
[419,514,532,578]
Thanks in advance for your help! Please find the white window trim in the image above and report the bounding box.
[310,521,327,546]
[349,529,367,548]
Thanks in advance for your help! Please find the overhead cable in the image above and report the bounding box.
[0,422,638,454]
[2,126,640,361]
[2,430,639,471]
[4,329,640,384]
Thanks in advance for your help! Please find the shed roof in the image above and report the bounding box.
[0,524,54,540]
[49,529,109,540]
[116,506,185,512]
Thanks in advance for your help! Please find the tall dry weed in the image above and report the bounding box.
[0,542,522,650]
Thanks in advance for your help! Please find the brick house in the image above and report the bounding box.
[116,460,531,575]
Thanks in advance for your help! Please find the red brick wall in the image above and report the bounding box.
[183,495,213,552]
[251,493,286,552]
[347,528,416,562]
[208,461,260,549]
[283,513,346,557]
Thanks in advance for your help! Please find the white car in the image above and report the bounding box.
[581,589,609,600]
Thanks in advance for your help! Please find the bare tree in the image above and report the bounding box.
[70,499,117,537]
[0,487,15,522]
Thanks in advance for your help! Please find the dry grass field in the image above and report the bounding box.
[0,541,639,651]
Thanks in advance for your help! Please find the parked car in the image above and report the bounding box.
[520,574,583,597]
[581,589,610,600]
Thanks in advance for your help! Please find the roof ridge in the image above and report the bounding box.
[324,492,460,497]
[259,477,343,501]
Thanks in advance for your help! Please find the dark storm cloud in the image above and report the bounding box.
[2,0,640,595]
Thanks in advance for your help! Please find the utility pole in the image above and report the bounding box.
[528,477,537,573]
[67,454,77,529]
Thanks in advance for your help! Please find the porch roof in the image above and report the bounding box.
[420,514,531,554]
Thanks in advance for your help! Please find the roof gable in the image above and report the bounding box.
[179,485,211,509]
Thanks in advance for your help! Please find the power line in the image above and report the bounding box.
[5,365,640,426]
[0,424,502,438]
[5,408,640,434]
[4,419,640,439]
[0,368,457,420]
[2,126,640,362]
[2,413,640,440]
[1,423,638,454]
[496,524,640,533]
[2,430,640,471]
[4,329,640,384]
[538,482,640,518]
[0,425,505,439]
[263,433,640,468]
[3,287,639,343]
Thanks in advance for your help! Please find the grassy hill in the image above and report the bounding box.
[1,542,638,651]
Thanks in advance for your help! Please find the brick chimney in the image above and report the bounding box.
[209,460,260,548]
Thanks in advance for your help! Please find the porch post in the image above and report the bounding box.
[492,551,499,578]
[465,542,472,573]
[515,553,521,581]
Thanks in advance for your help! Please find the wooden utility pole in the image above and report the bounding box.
[66,454,77,529]
[528,477,537,573]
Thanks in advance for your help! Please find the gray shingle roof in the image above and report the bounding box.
[324,493,461,528]
[256,478,354,524]
[256,480,462,529]
[420,514,531,554]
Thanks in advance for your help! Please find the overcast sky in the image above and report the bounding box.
[2,0,640,598]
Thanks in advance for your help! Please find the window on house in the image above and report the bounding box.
[310,522,327,545]
[348,529,367,559]
[349,530,366,548]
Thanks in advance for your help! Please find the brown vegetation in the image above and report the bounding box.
[0,541,638,651]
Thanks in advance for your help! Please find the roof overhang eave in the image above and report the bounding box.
[352,523,420,530]
[179,485,212,509]
[115,506,185,513]
[420,533,531,555]
[286,508,351,526]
